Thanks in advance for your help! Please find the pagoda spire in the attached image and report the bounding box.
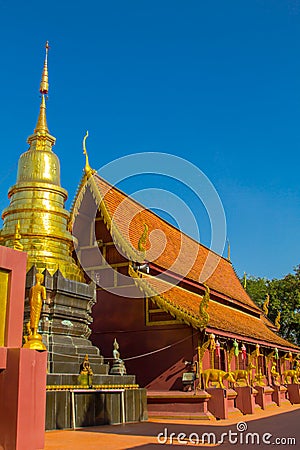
[0,42,84,282]
[34,41,50,134]
[27,42,55,152]
[34,94,49,134]
[39,41,49,95]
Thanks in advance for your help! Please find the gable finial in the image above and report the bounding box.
[82,131,95,177]
[227,239,231,261]
[243,272,247,289]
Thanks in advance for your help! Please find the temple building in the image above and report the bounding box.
[1,43,300,424]
[71,166,300,416]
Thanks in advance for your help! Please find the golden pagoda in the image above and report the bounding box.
[0,42,83,282]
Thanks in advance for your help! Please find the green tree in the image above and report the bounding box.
[243,276,270,309]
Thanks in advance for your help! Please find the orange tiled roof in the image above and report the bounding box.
[91,175,260,312]
[131,270,298,350]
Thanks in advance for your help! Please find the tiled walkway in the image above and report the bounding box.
[44,404,300,449]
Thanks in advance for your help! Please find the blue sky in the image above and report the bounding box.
[0,0,299,280]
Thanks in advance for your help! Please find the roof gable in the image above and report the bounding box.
[86,174,261,312]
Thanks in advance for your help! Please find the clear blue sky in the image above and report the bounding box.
[0,0,299,280]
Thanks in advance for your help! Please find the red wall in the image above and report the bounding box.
[91,288,198,390]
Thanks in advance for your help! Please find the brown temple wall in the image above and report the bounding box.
[91,289,199,390]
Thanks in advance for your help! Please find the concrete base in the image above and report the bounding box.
[147,390,211,420]
[255,385,276,410]
[46,387,148,430]
[235,386,257,415]
[286,384,300,404]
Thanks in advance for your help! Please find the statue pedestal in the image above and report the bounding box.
[272,385,288,406]
[110,360,127,376]
[206,388,243,420]
[206,388,229,419]
[235,386,257,415]
[23,335,47,351]
[227,388,243,418]
[286,383,300,404]
[255,385,275,410]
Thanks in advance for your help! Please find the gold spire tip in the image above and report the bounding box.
[34,42,50,134]
[40,41,49,95]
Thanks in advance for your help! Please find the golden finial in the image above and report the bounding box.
[263,293,270,316]
[243,272,247,289]
[83,131,95,177]
[138,223,149,253]
[40,41,49,95]
[275,311,281,330]
[227,239,231,261]
[13,220,23,251]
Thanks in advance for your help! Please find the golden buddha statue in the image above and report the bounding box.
[78,354,93,387]
[23,273,47,350]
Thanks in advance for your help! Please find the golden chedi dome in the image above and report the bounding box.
[0,42,84,282]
